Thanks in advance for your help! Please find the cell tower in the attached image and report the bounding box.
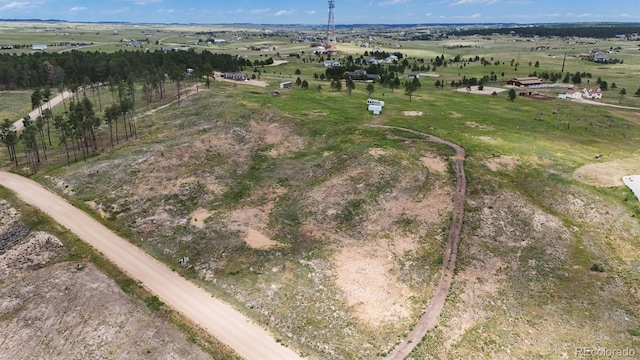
[326,0,336,49]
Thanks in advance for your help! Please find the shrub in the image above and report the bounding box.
[590,263,605,272]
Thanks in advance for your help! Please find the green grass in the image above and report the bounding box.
[2,25,640,359]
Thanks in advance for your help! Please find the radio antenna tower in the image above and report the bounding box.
[326,0,336,49]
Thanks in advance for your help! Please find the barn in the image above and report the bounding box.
[506,77,542,87]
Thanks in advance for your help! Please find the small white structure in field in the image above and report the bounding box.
[623,175,640,203]
[367,98,385,107]
[368,104,382,115]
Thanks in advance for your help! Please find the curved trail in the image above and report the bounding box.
[368,125,466,360]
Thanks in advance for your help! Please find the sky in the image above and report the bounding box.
[0,0,638,24]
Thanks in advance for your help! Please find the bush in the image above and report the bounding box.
[590,263,605,272]
[145,295,164,311]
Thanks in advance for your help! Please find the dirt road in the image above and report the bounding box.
[367,125,466,360]
[571,97,640,111]
[11,91,72,131]
[0,172,301,360]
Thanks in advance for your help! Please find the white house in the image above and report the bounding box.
[557,92,567,99]
[323,60,341,67]
[280,81,292,89]
[384,55,398,63]
[32,44,47,51]
[565,90,583,99]
[583,87,602,100]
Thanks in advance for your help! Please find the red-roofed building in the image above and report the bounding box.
[506,77,543,87]
[582,87,602,99]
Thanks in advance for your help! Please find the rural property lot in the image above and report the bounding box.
[0,171,301,360]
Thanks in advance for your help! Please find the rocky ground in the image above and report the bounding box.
[0,199,211,360]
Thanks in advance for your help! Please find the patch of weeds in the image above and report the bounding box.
[337,198,366,230]
[145,295,164,311]
[627,327,640,337]
[269,196,304,244]
[394,213,419,233]
[590,263,606,273]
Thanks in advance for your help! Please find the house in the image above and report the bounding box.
[506,77,542,87]
[557,92,567,99]
[323,60,341,67]
[161,46,172,52]
[221,73,247,81]
[407,72,420,79]
[593,54,609,63]
[582,87,602,99]
[280,81,292,89]
[0,45,13,50]
[565,90,583,99]
[213,39,227,44]
[384,55,398,63]
[32,44,47,51]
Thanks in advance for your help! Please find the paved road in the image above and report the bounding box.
[367,125,467,360]
[0,172,302,360]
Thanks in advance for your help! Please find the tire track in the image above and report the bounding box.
[367,125,466,359]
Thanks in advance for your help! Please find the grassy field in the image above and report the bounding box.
[1,22,640,359]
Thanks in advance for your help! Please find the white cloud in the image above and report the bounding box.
[274,10,294,16]
[378,0,408,5]
[250,8,269,14]
[69,6,86,13]
[450,0,498,5]
[1,1,31,10]
[307,10,316,15]
[129,0,161,5]
[470,13,481,18]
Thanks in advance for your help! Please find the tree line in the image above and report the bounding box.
[0,49,251,91]
[450,24,640,39]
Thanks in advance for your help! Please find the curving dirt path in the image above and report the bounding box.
[367,125,466,360]
[0,172,301,360]
[570,97,640,111]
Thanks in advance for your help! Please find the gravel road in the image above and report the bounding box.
[0,171,301,360]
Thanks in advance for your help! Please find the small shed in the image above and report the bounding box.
[280,81,292,89]
[32,44,47,51]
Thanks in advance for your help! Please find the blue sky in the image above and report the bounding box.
[0,0,638,24]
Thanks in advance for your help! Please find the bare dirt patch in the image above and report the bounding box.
[244,228,280,249]
[443,256,505,349]
[420,153,448,173]
[573,157,640,187]
[456,86,506,95]
[451,111,462,118]
[368,147,391,159]
[403,111,423,116]
[484,155,519,172]
[464,121,486,129]
[334,243,414,325]
[190,208,212,228]
[0,262,210,360]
